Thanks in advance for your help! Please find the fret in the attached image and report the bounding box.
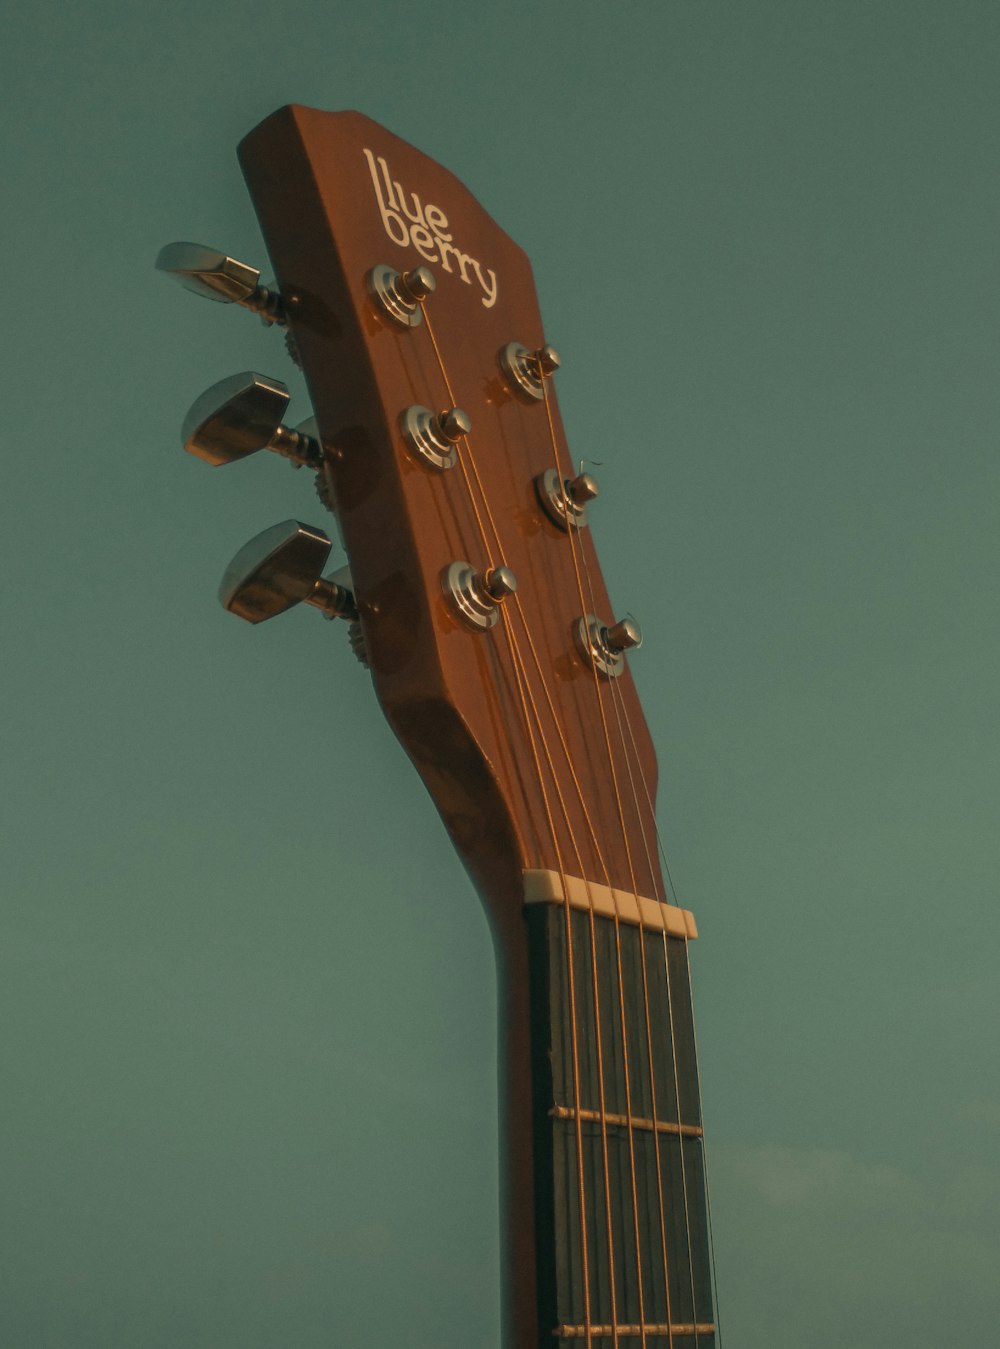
[549,1105,704,1137]
[555,1323,717,1337]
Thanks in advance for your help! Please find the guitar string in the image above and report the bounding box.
[611,685,722,1339]
[429,403,629,1340]
[608,686,725,1346]
[420,309,497,572]
[499,566,666,1342]
[562,467,702,1343]
[499,608,625,1341]
[426,325,700,1349]
[422,348,621,1348]
[498,603,594,1343]
[420,307,596,1342]
[680,948,723,1349]
[422,308,706,1347]
[565,565,685,1348]
[507,594,648,1343]
[437,332,664,1347]
[424,330,666,1343]
[555,452,701,1343]
[605,675,700,1340]
[420,305,610,1342]
[558,574,678,1344]
[538,377,674,1347]
[420,304,706,1345]
[677,943,722,1348]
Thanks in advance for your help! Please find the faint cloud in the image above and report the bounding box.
[954,1095,1000,1128]
[708,1140,1000,1347]
[726,1141,917,1208]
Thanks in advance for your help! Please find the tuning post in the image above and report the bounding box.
[401,404,471,471]
[575,613,642,678]
[444,562,518,630]
[156,242,287,326]
[182,371,322,468]
[536,469,599,530]
[499,342,561,401]
[368,263,436,328]
[220,520,358,626]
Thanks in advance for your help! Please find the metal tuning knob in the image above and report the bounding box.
[368,263,436,328]
[401,405,471,471]
[576,613,642,679]
[220,521,357,625]
[536,469,599,530]
[182,372,321,468]
[156,242,287,325]
[499,342,561,401]
[444,562,518,630]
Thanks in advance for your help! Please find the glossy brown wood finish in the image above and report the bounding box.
[238,107,668,1347]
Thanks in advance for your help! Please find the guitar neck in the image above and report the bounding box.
[497,880,715,1347]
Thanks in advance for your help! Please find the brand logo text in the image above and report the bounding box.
[364,148,498,309]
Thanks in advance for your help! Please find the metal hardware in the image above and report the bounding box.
[575,613,642,678]
[443,562,518,630]
[156,242,287,325]
[315,464,337,514]
[367,263,436,328]
[535,469,599,530]
[555,1323,716,1341]
[401,404,471,470]
[549,1105,704,1137]
[347,620,370,668]
[182,371,321,468]
[605,617,642,652]
[219,521,357,625]
[483,566,518,600]
[499,341,561,401]
[284,330,303,368]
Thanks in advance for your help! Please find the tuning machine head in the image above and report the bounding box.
[220,520,357,625]
[182,372,321,469]
[368,262,436,328]
[536,469,599,530]
[156,242,287,325]
[499,342,561,401]
[576,613,642,679]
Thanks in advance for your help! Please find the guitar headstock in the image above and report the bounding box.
[162,106,666,942]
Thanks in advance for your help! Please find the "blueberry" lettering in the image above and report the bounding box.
[363,148,498,309]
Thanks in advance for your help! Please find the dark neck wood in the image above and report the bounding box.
[513,904,715,1348]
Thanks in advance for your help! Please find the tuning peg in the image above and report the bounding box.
[443,561,518,630]
[536,469,599,530]
[368,262,436,328]
[156,242,287,325]
[182,371,321,468]
[499,341,561,401]
[220,521,357,625]
[576,613,642,679]
[401,404,471,470]
[604,618,642,653]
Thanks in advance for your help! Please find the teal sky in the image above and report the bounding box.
[3,2,998,1345]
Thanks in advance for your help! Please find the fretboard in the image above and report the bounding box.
[526,904,716,1347]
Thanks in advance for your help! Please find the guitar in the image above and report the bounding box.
[158,105,717,1349]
